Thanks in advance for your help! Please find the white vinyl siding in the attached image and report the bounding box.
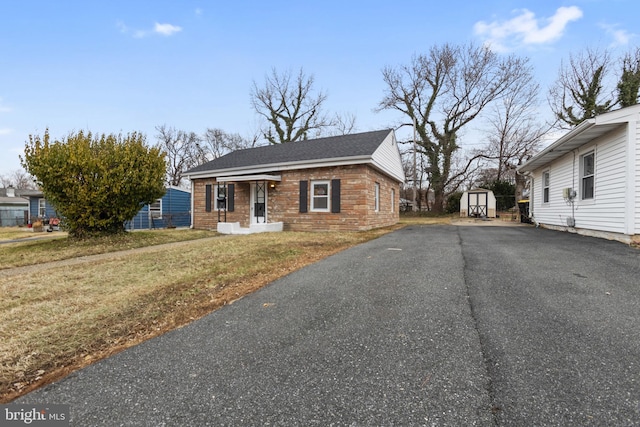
[634,121,640,234]
[532,126,627,234]
[371,132,405,183]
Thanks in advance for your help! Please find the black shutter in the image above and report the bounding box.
[227,184,235,212]
[331,179,341,213]
[299,180,308,213]
[205,184,212,212]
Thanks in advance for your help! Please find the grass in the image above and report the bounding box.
[0,227,44,241]
[0,224,404,402]
[399,212,457,225]
[0,228,218,269]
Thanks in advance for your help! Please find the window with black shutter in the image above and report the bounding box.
[331,179,341,213]
[299,180,308,213]
[205,184,212,212]
[228,184,235,212]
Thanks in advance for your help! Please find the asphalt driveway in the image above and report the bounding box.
[14,225,640,426]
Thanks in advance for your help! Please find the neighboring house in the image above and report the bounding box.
[20,186,191,230]
[459,189,497,218]
[21,189,57,225]
[0,187,29,226]
[185,129,405,233]
[517,105,640,244]
[125,186,191,230]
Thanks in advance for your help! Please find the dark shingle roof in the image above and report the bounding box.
[186,129,392,174]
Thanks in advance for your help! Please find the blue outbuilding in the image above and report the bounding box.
[125,186,192,230]
[21,186,191,230]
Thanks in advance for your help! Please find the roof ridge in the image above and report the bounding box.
[186,129,393,175]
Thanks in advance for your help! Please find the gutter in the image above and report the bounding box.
[185,155,374,180]
[518,119,596,173]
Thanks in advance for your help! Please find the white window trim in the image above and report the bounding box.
[38,198,46,217]
[374,182,380,212]
[542,170,550,204]
[580,151,595,201]
[310,180,330,212]
[391,189,395,212]
[149,199,162,219]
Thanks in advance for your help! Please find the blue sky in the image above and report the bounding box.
[1,0,638,176]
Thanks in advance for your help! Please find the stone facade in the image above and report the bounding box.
[192,164,400,232]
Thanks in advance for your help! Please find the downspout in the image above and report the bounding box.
[189,178,195,229]
[625,120,637,237]
[521,171,538,227]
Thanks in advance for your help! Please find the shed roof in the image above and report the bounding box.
[185,129,405,182]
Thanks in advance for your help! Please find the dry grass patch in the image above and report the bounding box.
[0,227,46,241]
[399,214,455,225]
[0,228,217,269]
[0,226,400,402]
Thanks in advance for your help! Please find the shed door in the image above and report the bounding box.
[468,192,488,217]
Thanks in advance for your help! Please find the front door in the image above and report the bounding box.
[250,182,267,224]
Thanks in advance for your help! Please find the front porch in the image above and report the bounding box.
[216,221,284,235]
[214,174,282,234]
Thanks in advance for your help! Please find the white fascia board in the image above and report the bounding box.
[517,120,596,173]
[217,174,282,182]
[186,156,372,179]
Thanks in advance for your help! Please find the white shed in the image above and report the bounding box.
[460,189,497,218]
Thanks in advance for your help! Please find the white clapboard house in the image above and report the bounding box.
[517,105,640,244]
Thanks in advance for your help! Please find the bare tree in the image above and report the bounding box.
[617,46,640,108]
[548,47,614,128]
[445,151,486,195]
[251,68,332,144]
[155,125,202,187]
[379,43,530,213]
[199,128,256,161]
[480,64,550,203]
[0,169,37,189]
[329,112,358,136]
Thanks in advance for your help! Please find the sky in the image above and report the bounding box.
[1,0,639,177]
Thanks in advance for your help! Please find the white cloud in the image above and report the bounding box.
[0,128,12,135]
[195,8,203,16]
[474,6,583,51]
[599,23,635,47]
[154,23,182,36]
[117,21,182,38]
